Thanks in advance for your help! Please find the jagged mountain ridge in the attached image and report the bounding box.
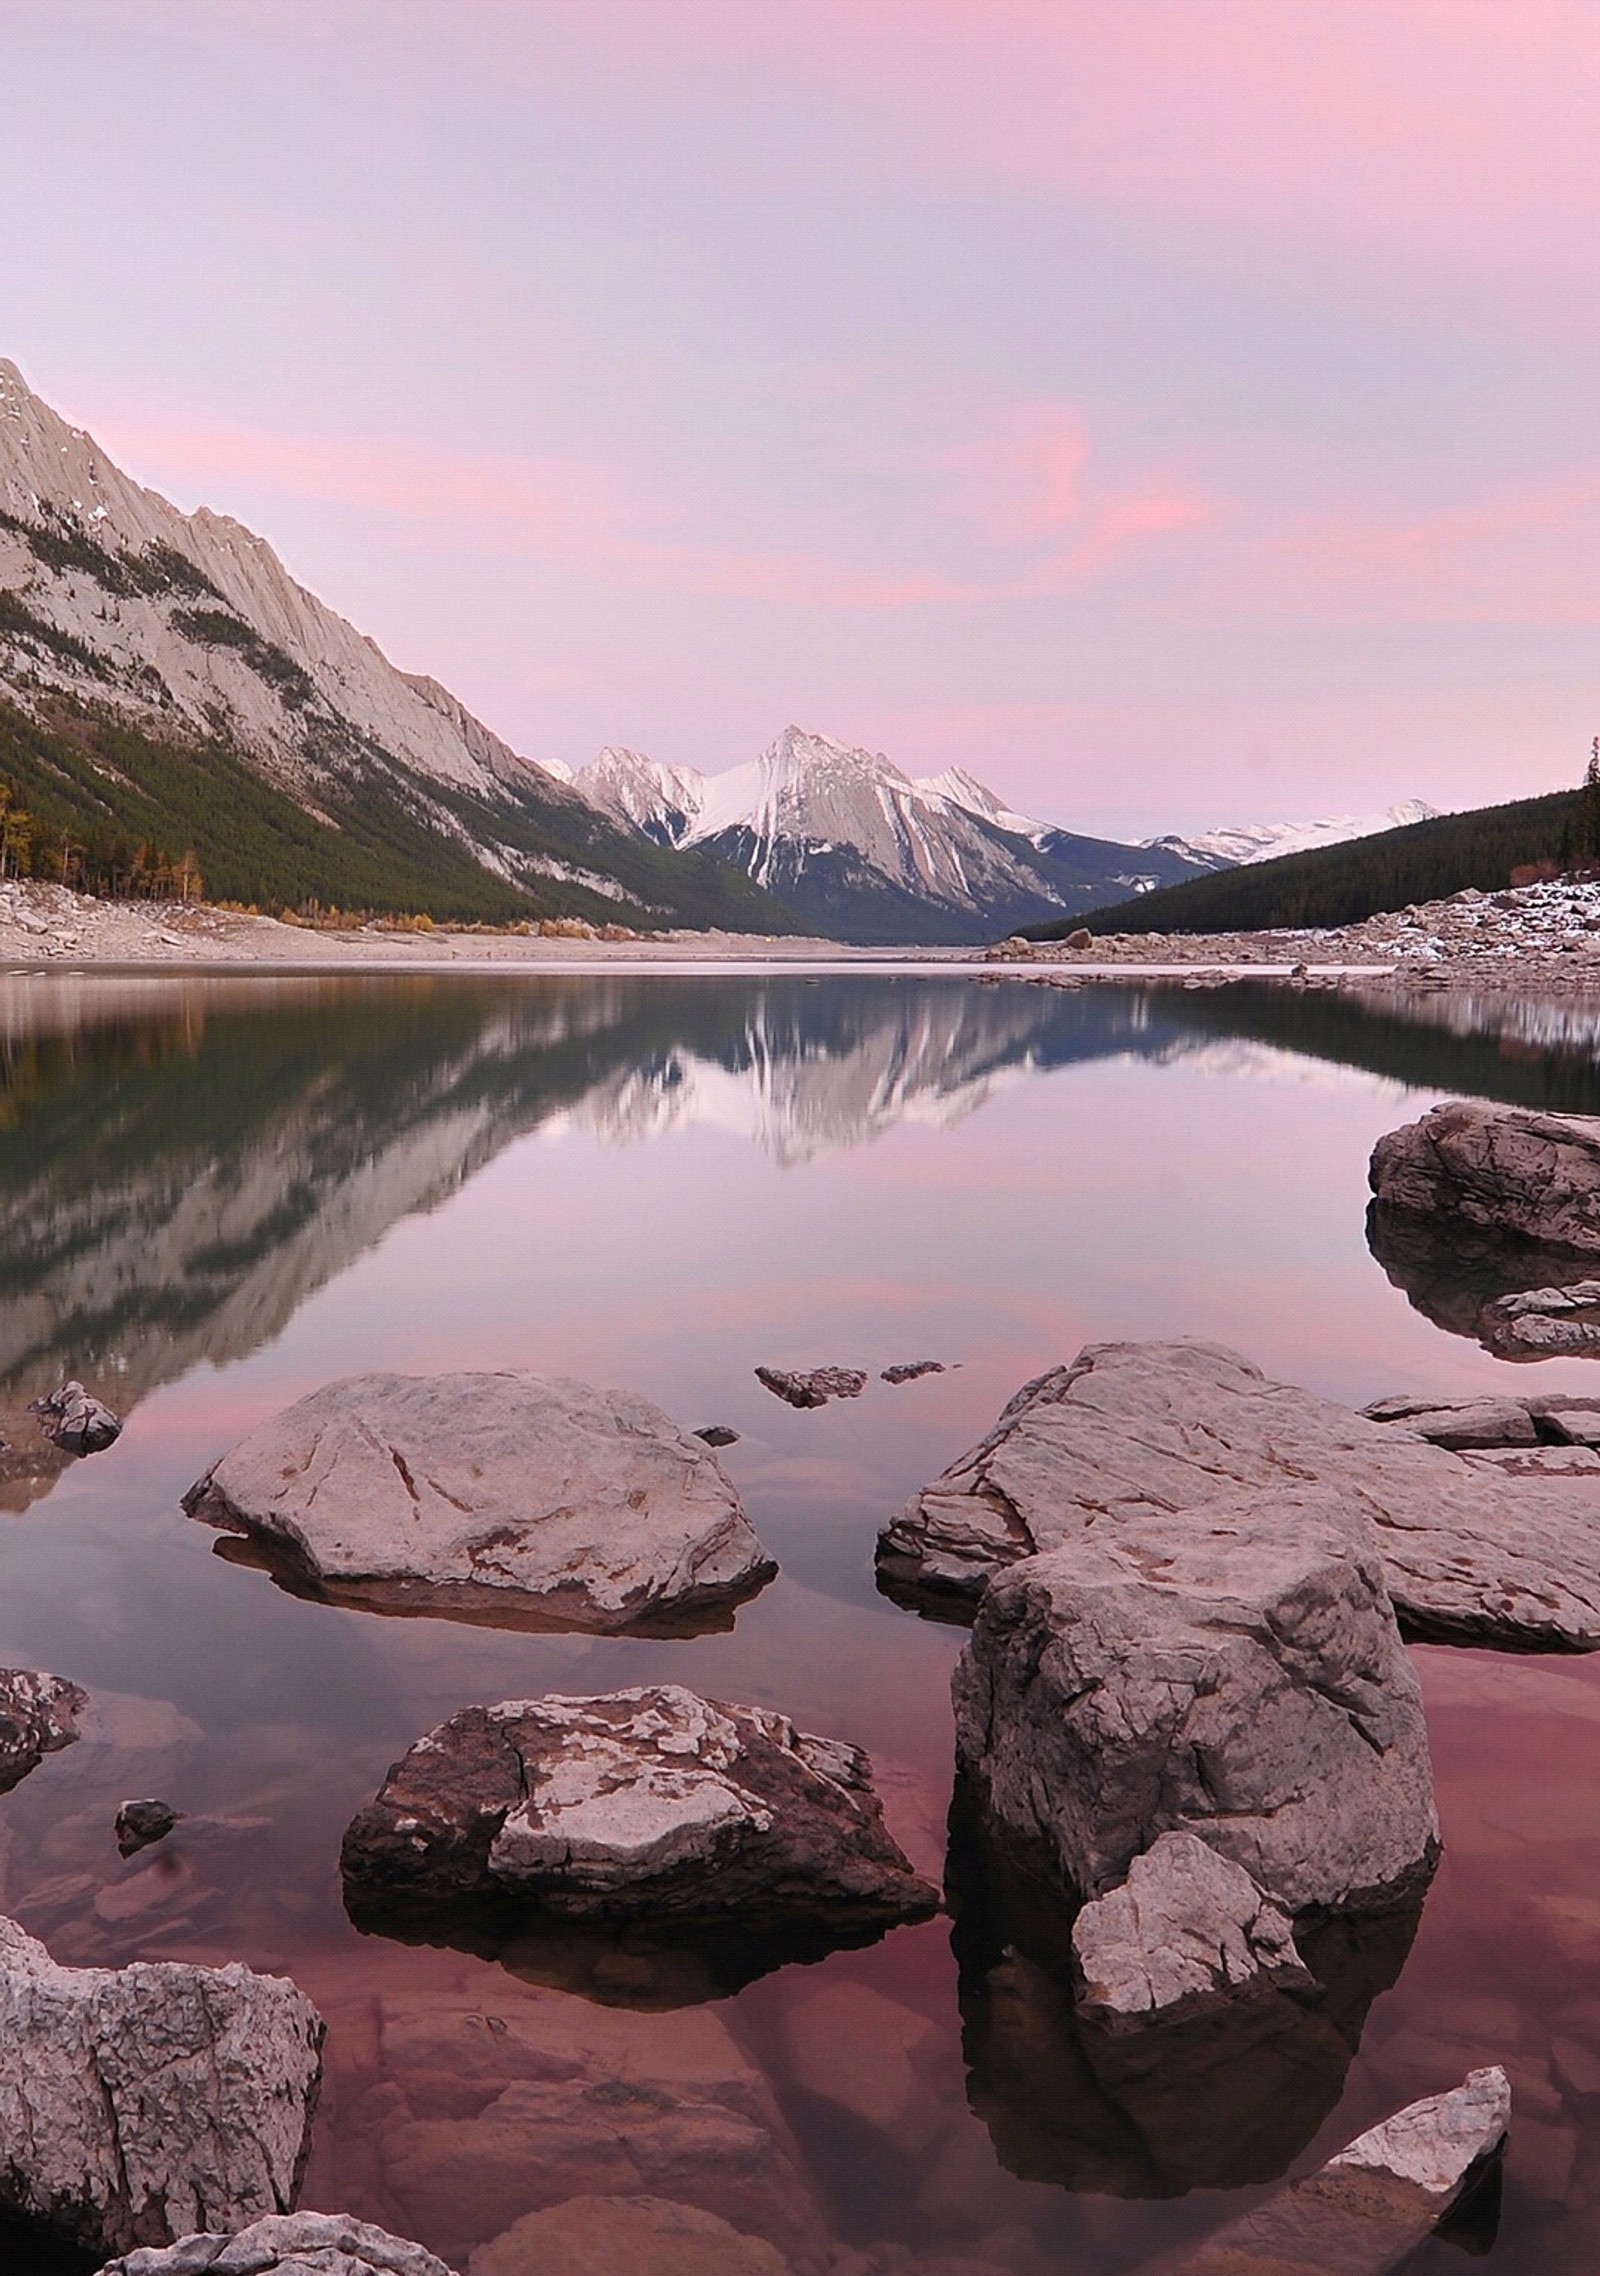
[575,727,1211,944]
[0,362,794,930]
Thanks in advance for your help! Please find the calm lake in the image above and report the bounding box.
[4,968,1600,2274]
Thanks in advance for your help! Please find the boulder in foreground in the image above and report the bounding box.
[1168,2065,1510,2274]
[0,1666,85,1793]
[94,2212,454,2276]
[184,1372,775,1633]
[1370,1097,1600,1254]
[879,1337,1600,1649]
[951,1485,1439,1926]
[468,2195,787,2276]
[341,1684,938,1956]
[0,1915,323,2256]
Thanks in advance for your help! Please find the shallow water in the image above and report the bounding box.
[1,969,1598,2272]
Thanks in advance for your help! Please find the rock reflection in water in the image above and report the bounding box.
[342,1884,919,2010]
[1366,1200,1600,1361]
[947,1796,1425,2198]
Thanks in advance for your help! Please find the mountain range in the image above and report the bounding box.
[0,359,1430,942]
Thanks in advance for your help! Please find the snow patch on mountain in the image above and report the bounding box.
[1150,801,1439,869]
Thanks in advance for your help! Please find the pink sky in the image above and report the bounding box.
[2,1,1597,834]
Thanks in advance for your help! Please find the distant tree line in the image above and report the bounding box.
[1029,788,1588,939]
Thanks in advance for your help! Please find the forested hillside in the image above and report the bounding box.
[1026,790,1584,938]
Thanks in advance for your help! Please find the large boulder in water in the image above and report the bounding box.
[184,1372,776,1634]
[0,1915,323,2257]
[341,1684,938,1971]
[951,1484,1439,1926]
[877,1337,1600,1650]
[1369,1097,1600,1254]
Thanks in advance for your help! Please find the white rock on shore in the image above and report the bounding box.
[94,2213,456,2276]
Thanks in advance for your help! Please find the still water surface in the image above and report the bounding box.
[3,970,1600,2273]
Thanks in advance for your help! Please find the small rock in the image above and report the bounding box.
[694,1426,740,1447]
[115,1798,183,1858]
[1361,1395,1539,1449]
[1072,1832,1312,2027]
[0,1667,86,1793]
[754,1366,868,1408]
[1065,928,1093,949]
[29,1380,122,1455]
[93,2212,456,2275]
[881,1361,947,1385]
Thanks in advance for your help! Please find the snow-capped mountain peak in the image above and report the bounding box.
[1150,800,1440,870]
[572,747,707,845]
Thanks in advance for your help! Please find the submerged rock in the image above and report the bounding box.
[114,1797,183,1858]
[29,1381,121,1456]
[94,2213,455,2276]
[881,1360,947,1384]
[1169,2065,1510,2273]
[694,1424,740,1447]
[754,1364,868,1408]
[878,1337,1600,1649]
[1367,1198,1600,1359]
[468,2196,787,2276]
[0,1915,323,2256]
[1481,1279,1600,1357]
[183,1372,775,1634]
[951,1484,1438,1926]
[0,1667,85,1794]
[1370,1098,1600,1254]
[1072,1832,1312,2029]
[342,1687,937,1976]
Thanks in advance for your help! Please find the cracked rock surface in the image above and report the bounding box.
[184,1372,775,1633]
[94,2212,455,2276]
[0,1914,324,2257]
[0,1666,85,1793]
[341,1683,938,1946]
[1072,1831,1313,2028]
[951,1482,1439,1924]
[1370,1098,1600,1254]
[879,1337,1600,1649]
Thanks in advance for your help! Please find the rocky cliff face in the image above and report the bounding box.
[0,363,791,931]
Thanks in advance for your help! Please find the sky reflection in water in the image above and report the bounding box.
[0,970,1597,2272]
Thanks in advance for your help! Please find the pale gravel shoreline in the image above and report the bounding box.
[6,873,1600,994]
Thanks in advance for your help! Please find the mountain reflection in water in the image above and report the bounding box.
[6,970,1600,1512]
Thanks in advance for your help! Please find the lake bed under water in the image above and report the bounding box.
[2,969,1598,2273]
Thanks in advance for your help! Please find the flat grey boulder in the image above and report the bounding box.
[95,2213,455,2276]
[0,1915,323,2257]
[1360,1393,1539,1447]
[1072,1832,1312,2028]
[0,1666,85,1793]
[952,1486,1439,1922]
[1169,2065,1510,2273]
[879,1337,1600,1649]
[1482,1278,1600,1356]
[184,1372,775,1633]
[1370,1097,1600,1252]
[341,1684,938,1953]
